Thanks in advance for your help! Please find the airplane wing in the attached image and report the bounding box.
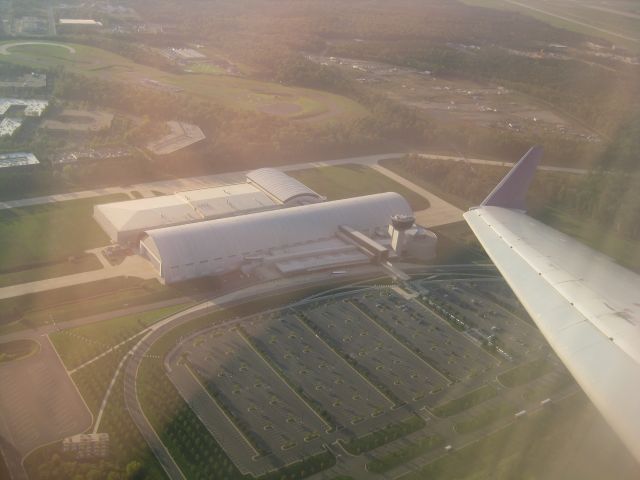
[463,146,640,462]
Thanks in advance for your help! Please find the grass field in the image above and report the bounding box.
[0,194,126,272]
[461,0,640,52]
[367,434,443,473]
[454,399,515,434]
[0,41,366,123]
[498,357,555,387]
[50,303,191,370]
[341,416,426,455]
[0,339,39,363]
[0,254,102,288]
[0,276,180,332]
[400,393,640,480]
[433,384,498,417]
[288,164,430,210]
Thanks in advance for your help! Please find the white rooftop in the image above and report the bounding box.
[0,118,23,137]
[247,168,323,204]
[0,152,39,168]
[95,183,277,236]
[0,98,49,117]
[59,19,103,26]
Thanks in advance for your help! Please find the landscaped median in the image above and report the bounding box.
[498,357,555,387]
[49,303,191,370]
[367,433,444,473]
[432,384,498,418]
[341,415,426,455]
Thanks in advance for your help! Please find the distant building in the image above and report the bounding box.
[62,433,109,459]
[0,98,49,117]
[58,19,103,34]
[0,118,23,137]
[0,73,47,89]
[146,121,205,155]
[58,19,103,26]
[139,192,436,284]
[0,152,39,168]
[94,169,324,244]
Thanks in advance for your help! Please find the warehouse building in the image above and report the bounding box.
[247,168,324,206]
[93,169,324,243]
[139,192,437,284]
[94,183,277,244]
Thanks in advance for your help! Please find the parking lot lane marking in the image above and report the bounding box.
[235,329,333,431]
[182,362,261,458]
[295,313,396,408]
[410,297,498,365]
[348,301,452,385]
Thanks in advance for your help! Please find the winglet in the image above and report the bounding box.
[480,146,542,210]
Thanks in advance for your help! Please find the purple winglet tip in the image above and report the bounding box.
[480,145,543,210]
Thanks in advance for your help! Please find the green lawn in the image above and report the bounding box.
[368,434,444,473]
[433,384,498,417]
[0,276,180,331]
[341,416,426,455]
[454,400,514,434]
[0,254,102,288]
[0,194,126,272]
[379,159,471,210]
[399,393,640,480]
[50,303,191,370]
[498,357,555,387]
[288,164,430,210]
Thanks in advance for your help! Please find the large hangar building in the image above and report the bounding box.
[94,169,323,243]
[93,167,436,284]
[140,192,437,284]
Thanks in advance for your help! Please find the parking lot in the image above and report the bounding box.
[184,328,328,463]
[241,312,404,437]
[352,292,498,384]
[414,279,547,361]
[302,301,450,404]
[167,276,569,475]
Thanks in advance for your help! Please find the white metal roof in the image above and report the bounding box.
[246,168,322,204]
[143,192,411,268]
[94,183,276,234]
[0,152,39,168]
[466,205,640,462]
[59,19,103,25]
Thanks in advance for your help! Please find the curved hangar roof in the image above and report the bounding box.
[246,168,323,205]
[143,192,411,273]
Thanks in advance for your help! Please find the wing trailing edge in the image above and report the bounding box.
[464,147,640,463]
